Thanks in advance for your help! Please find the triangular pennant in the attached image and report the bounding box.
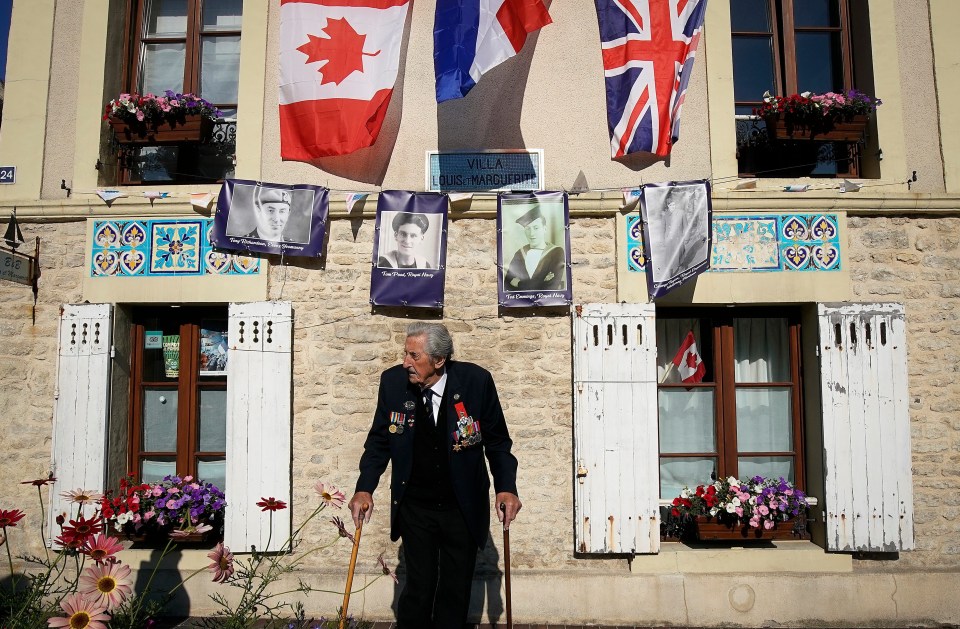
[190,192,215,210]
[95,190,127,205]
[344,192,369,213]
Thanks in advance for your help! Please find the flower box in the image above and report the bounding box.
[109,114,214,145]
[691,515,806,541]
[766,114,868,142]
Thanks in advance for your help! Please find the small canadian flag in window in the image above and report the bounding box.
[671,331,706,384]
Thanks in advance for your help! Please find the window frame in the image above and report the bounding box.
[128,306,227,483]
[657,307,806,494]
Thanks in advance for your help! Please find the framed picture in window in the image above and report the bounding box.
[199,322,228,376]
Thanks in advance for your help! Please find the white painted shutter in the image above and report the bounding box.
[572,303,660,554]
[225,301,292,553]
[49,304,112,535]
[818,303,914,552]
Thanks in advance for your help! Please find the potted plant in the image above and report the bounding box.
[668,475,810,541]
[100,474,226,543]
[755,89,881,142]
[104,91,222,144]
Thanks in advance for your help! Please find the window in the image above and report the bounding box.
[657,310,805,499]
[732,0,870,177]
[119,0,242,184]
[129,306,228,490]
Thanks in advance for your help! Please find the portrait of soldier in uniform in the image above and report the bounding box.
[647,184,709,283]
[377,212,438,270]
[503,205,566,291]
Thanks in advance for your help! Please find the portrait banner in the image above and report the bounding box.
[212,179,329,258]
[370,190,448,308]
[497,192,573,308]
[639,180,712,299]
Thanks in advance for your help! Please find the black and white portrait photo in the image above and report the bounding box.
[640,180,712,298]
[213,179,329,258]
[497,192,573,308]
[376,211,442,270]
[225,184,312,244]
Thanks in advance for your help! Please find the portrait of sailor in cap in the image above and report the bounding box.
[378,212,435,269]
[243,187,295,242]
[504,204,566,291]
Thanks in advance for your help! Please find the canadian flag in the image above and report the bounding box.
[279,0,410,159]
[671,331,705,384]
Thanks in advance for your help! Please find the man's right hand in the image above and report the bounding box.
[347,492,374,528]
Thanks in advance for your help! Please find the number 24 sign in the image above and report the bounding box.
[0,167,15,184]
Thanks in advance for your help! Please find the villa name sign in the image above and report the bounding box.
[426,150,544,193]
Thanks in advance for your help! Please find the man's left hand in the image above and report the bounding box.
[495,492,522,530]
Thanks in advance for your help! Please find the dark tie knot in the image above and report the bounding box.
[423,389,434,405]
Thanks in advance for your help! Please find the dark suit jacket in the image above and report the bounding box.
[356,361,518,547]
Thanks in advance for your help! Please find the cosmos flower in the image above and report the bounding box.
[79,561,132,610]
[83,534,124,564]
[46,592,111,628]
[60,515,104,546]
[60,489,104,505]
[314,482,346,509]
[330,516,356,544]
[21,475,57,487]
[0,509,26,528]
[207,542,235,583]
[256,497,287,512]
[376,552,398,584]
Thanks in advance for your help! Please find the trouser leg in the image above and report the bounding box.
[432,507,479,629]
[396,501,439,629]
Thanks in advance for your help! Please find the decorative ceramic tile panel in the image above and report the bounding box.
[626,213,841,273]
[91,219,260,277]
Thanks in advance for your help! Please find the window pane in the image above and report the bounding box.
[660,457,716,499]
[732,37,776,103]
[141,457,177,483]
[198,389,227,451]
[656,319,706,382]
[200,35,241,104]
[140,42,186,94]
[143,388,178,451]
[202,0,243,30]
[795,32,844,94]
[733,318,789,382]
[730,0,771,32]
[736,386,793,452]
[145,0,188,36]
[793,0,840,27]
[738,456,794,483]
[142,325,180,381]
[198,458,226,492]
[659,389,716,453]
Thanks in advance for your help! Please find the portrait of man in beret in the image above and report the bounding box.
[378,212,437,269]
[245,187,295,242]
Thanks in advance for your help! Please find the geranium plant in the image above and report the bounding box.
[754,89,881,136]
[103,91,223,126]
[100,474,226,539]
[670,475,810,531]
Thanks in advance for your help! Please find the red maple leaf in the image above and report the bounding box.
[685,351,699,369]
[297,18,380,86]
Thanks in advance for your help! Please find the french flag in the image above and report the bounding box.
[434,0,552,103]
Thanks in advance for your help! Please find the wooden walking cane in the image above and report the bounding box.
[501,503,513,629]
[340,505,367,629]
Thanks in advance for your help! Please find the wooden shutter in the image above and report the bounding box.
[818,303,914,552]
[225,301,293,553]
[49,304,112,535]
[572,303,660,554]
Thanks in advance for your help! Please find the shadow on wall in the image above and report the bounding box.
[300,3,416,186]
[390,533,505,626]
[436,1,552,153]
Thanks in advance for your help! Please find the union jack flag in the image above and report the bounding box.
[595,0,708,158]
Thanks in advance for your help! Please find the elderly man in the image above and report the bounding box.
[348,322,521,629]
[244,187,292,241]
[378,212,433,269]
[504,205,566,291]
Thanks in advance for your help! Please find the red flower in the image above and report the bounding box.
[671,507,680,517]
[60,515,103,545]
[256,497,287,512]
[21,475,57,487]
[0,509,26,528]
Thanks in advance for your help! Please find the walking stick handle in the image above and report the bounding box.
[339,505,367,629]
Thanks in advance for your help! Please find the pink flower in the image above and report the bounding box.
[152,487,163,497]
[83,534,124,565]
[330,516,356,543]
[143,510,155,521]
[377,552,399,584]
[749,516,761,528]
[60,488,103,505]
[758,505,769,516]
[735,507,743,517]
[47,593,110,628]
[79,562,132,610]
[207,542,235,583]
[165,499,177,510]
[314,481,346,509]
[763,519,775,530]
[136,111,145,122]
